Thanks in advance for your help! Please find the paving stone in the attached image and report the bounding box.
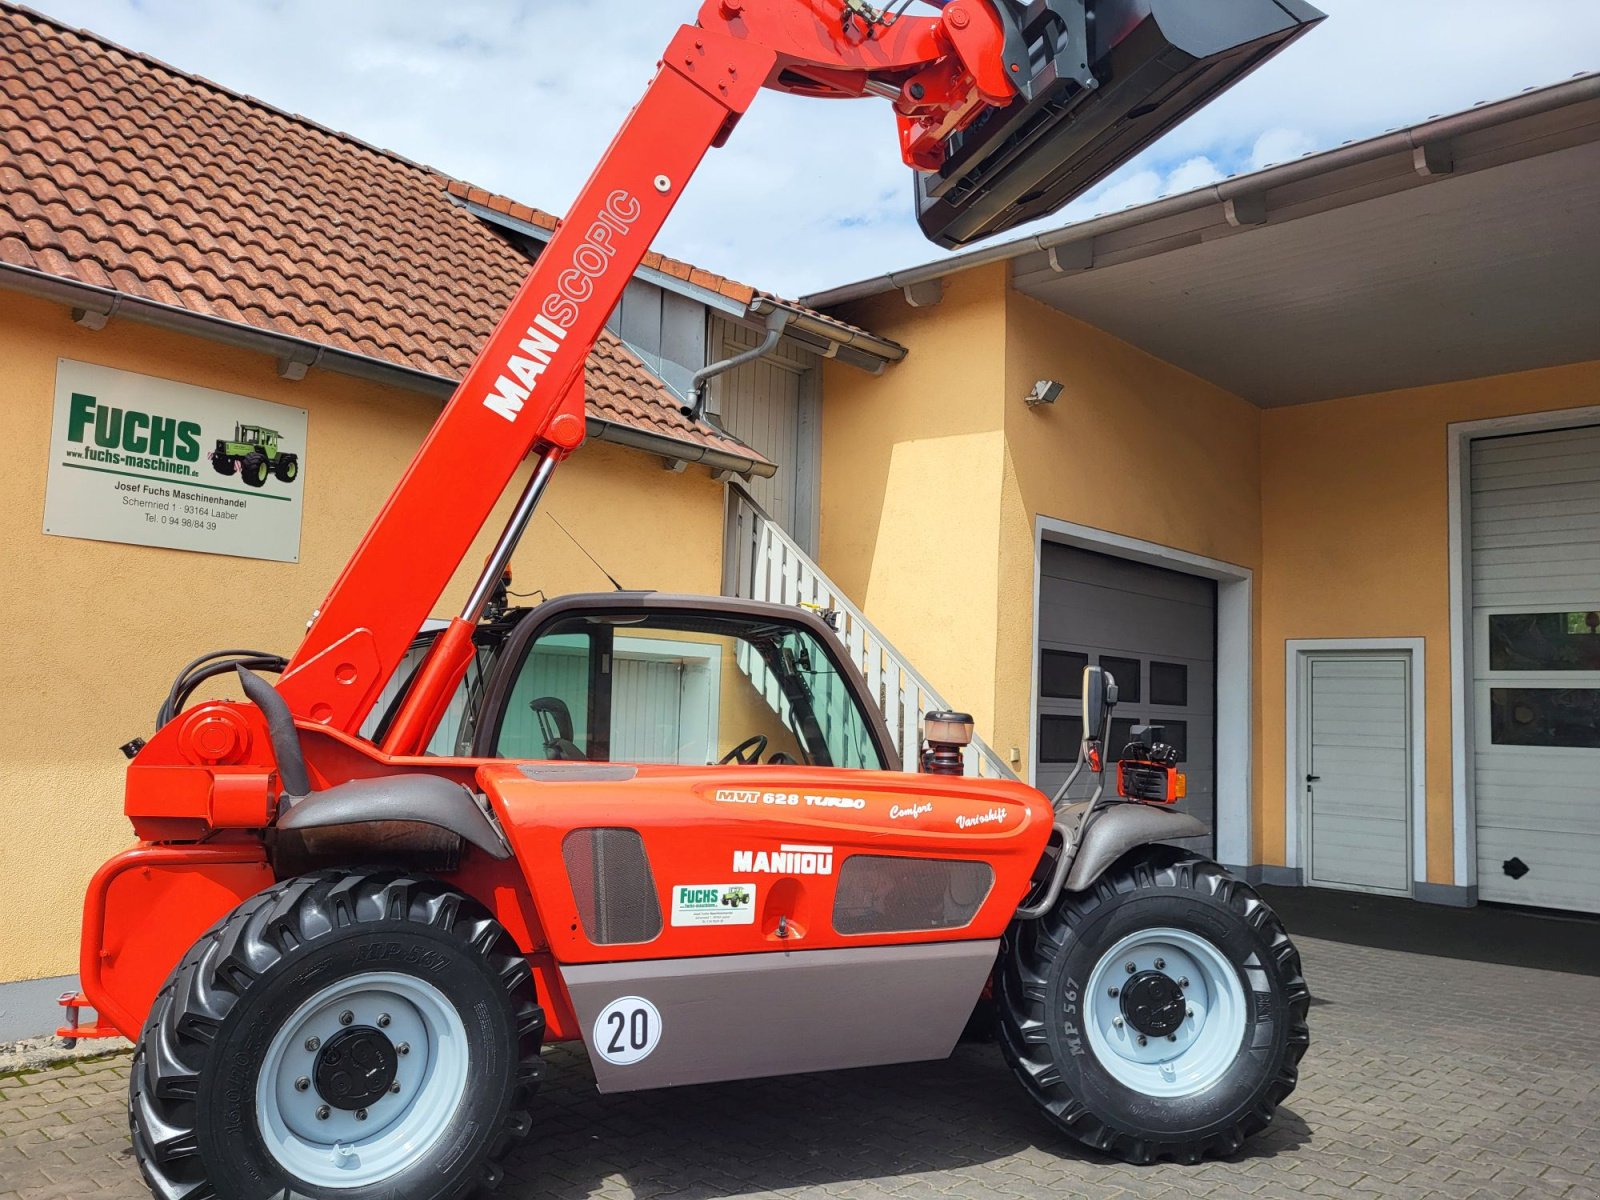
[2,934,1598,1199]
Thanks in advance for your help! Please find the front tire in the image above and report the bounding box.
[998,850,1309,1164]
[241,454,269,487]
[130,870,544,1199]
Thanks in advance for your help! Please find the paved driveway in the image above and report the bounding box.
[3,915,1598,1199]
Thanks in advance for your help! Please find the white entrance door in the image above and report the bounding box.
[1303,655,1411,896]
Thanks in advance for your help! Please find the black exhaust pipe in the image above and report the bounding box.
[916,0,1326,249]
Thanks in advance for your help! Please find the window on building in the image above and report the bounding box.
[1488,611,1600,671]
[1041,649,1089,699]
[1489,688,1600,749]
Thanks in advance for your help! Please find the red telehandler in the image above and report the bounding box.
[62,2,1323,1195]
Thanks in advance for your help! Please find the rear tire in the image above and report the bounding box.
[130,870,544,1199]
[241,454,269,487]
[998,850,1309,1164]
[274,455,299,483]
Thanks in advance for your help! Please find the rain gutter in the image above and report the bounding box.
[803,72,1600,309]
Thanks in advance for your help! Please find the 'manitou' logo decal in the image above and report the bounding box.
[732,844,835,876]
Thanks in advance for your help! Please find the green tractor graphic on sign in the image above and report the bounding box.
[210,423,299,488]
[720,886,752,908]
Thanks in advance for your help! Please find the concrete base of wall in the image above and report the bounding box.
[0,974,76,1043]
[1226,864,1304,887]
[1412,881,1478,908]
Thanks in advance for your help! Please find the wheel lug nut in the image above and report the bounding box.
[389,1082,401,1094]
[294,1077,310,1092]
[1108,986,1119,997]
[1168,1034,1178,1042]
[397,1042,410,1056]
[1136,1035,1148,1046]
[304,1036,321,1052]
[1112,1016,1124,1028]
[339,1010,354,1026]
[315,1106,330,1121]
[356,1108,368,1121]
[1125,962,1136,974]
[377,1013,391,1028]
[1154,958,1165,970]
[1179,977,1190,988]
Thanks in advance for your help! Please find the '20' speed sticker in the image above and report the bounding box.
[592,995,662,1066]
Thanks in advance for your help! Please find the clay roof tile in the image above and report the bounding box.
[0,4,826,464]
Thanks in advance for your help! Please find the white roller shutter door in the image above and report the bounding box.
[1471,425,1600,912]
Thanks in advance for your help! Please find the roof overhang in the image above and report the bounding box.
[459,199,906,373]
[808,72,1600,406]
[0,261,776,478]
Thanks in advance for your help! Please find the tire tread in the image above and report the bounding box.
[129,870,544,1200]
[998,852,1310,1164]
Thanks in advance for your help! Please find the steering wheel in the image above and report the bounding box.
[718,734,768,765]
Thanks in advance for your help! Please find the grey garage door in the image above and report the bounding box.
[1471,424,1600,913]
[1036,544,1216,852]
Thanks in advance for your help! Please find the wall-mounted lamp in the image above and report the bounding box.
[1024,379,1064,408]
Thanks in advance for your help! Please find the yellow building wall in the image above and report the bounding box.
[821,271,1261,790]
[1259,359,1600,882]
[996,292,1264,787]
[0,287,727,983]
[821,268,1600,892]
[820,265,1012,739]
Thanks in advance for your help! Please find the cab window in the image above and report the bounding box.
[491,612,885,769]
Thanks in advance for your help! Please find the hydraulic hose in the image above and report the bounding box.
[236,666,311,799]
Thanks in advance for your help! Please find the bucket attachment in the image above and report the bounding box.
[916,0,1326,248]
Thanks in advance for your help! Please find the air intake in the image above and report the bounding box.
[916,0,1326,248]
[833,855,994,935]
[562,828,664,945]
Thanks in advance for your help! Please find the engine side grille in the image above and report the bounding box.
[562,828,663,945]
[832,855,994,936]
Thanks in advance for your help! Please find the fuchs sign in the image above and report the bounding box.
[43,359,308,563]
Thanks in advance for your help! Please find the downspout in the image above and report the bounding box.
[681,309,792,423]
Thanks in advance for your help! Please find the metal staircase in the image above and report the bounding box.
[723,484,1015,780]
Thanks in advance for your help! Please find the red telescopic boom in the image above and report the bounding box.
[275,0,1321,750]
[276,1,1017,747]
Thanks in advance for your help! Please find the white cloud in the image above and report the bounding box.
[23,0,1600,296]
[1165,156,1226,195]
[1248,129,1318,172]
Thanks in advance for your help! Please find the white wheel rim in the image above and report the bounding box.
[1083,927,1247,1098]
[255,971,470,1189]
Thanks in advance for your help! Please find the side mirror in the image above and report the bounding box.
[1081,665,1119,747]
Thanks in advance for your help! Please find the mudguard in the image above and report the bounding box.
[1062,800,1210,892]
[277,774,512,859]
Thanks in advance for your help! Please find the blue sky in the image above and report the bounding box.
[30,0,1600,296]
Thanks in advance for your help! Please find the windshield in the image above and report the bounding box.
[492,611,886,769]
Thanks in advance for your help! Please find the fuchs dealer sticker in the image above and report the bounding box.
[592,995,661,1066]
[43,359,307,562]
[670,884,757,927]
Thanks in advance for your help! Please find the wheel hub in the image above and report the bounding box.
[1120,970,1186,1038]
[1083,927,1249,1099]
[313,1027,398,1111]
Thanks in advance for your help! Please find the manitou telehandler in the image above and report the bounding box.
[62,2,1321,1195]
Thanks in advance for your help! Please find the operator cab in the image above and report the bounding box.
[363,593,894,771]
